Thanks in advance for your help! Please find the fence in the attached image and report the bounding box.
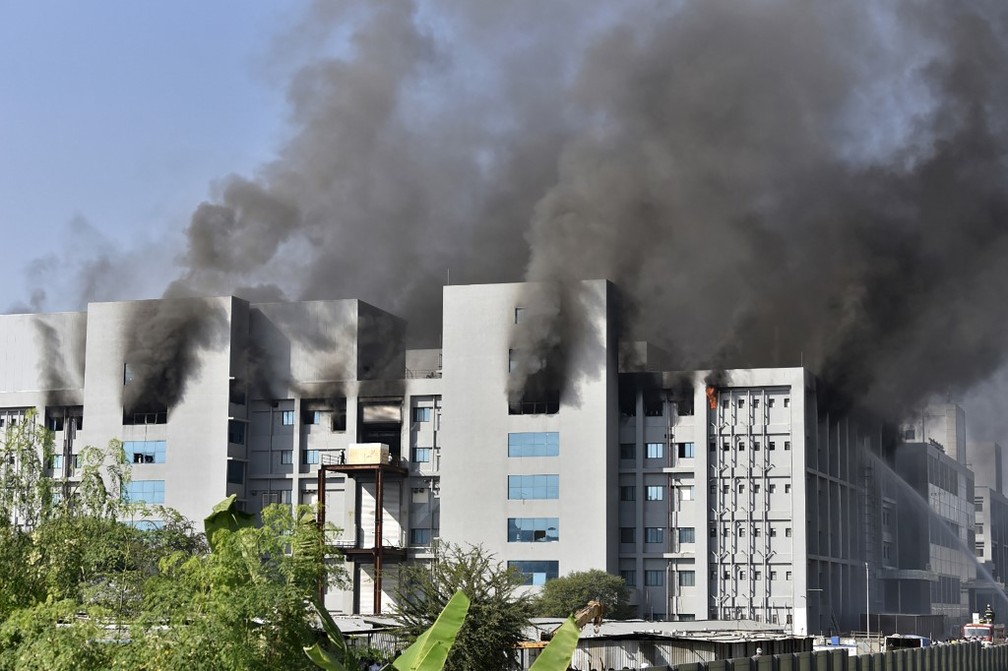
[672,641,1005,671]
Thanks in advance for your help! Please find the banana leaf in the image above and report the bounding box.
[392,590,470,671]
[529,617,580,671]
[203,494,256,550]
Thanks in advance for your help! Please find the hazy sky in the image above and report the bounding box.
[0,1,307,309]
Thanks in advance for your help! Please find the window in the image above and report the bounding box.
[754,483,761,493]
[124,480,165,504]
[738,483,745,493]
[768,484,776,493]
[508,474,559,500]
[645,527,664,544]
[679,527,696,544]
[767,440,775,450]
[514,307,525,324]
[784,441,791,450]
[768,398,775,408]
[50,455,64,470]
[753,527,761,537]
[280,451,293,465]
[722,441,730,451]
[301,410,321,425]
[784,398,790,407]
[413,407,432,422]
[412,447,432,463]
[303,450,320,465]
[645,570,664,586]
[226,460,244,484]
[646,442,664,459]
[784,484,791,493]
[738,399,744,408]
[770,527,777,537]
[620,570,636,586]
[754,570,762,580]
[785,527,792,537]
[620,527,636,543]
[786,571,792,580]
[679,570,696,587]
[509,560,559,586]
[620,443,636,460]
[228,420,246,445]
[508,517,559,542]
[753,398,760,408]
[619,486,635,501]
[753,440,761,450]
[124,440,167,464]
[770,571,778,580]
[412,487,427,503]
[677,442,696,458]
[410,528,432,545]
[738,527,746,537]
[645,485,664,501]
[281,410,295,426]
[508,432,560,457]
[679,485,695,501]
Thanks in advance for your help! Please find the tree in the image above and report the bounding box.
[0,409,54,530]
[395,542,533,671]
[533,569,630,619]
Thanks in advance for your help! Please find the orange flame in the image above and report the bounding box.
[706,386,718,410]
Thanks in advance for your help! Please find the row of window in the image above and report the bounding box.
[124,480,165,504]
[721,397,790,409]
[124,440,167,464]
[711,525,792,538]
[619,442,696,460]
[508,432,559,458]
[716,482,791,495]
[620,527,695,544]
[620,569,695,587]
[507,517,559,542]
[619,485,694,501]
[508,474,559,500]
[714,568,792,581]
[712,439,791,451]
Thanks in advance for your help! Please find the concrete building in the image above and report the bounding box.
[0,280,988,634]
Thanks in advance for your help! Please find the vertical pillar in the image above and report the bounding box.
[375,467,385,614]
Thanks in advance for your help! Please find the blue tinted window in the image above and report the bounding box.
[507,432,560,457]
[303,450,320,465]
[124,440,167,464]
[412,447,432,463]
[508,474,559,500]
[507,517,559,542]
[508,560,559,586]
[646,442,664,459]
[125,480,165,504]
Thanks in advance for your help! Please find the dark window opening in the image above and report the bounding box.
[643,391,664,417]
[508,390,560,416]
[228,419,247,445]
[226,459,245,484]
[228,379,247,406]
[123,403,168,425]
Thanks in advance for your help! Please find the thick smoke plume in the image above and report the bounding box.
[20,0,1008,426]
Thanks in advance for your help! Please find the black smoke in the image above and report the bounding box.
[18,0,1008,428]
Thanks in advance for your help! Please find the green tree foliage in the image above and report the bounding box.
[0,409,55,530]
[533,569,630,619]
[395,543,533,671]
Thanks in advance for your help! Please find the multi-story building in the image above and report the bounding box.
[0,280,988,635]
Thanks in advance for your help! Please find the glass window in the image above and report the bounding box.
[413,407,432,422]
[51,455,64,470]
[508,517,560,542]
[677,442,695,458]
[412,447,432,463]
[620,570,636,586]
[303,450,320,465]
[281,410,295,426]
[410,528,432,545]
[646,442,664,459]
[514,307,525,324]
[226,460,244,484]
[679,486,695,501]
[619,443,636,460]
[645,570,664,586]
[620,527,635,543]
[645,527,664,544]
[646,485,664,501]
[228,420,246,445]
[280,450,293,465]
[679,570,696,587]
[507,474,559,500]
[508,432,560,457]
[619,486,635,501]
[124,440,167,465]
[509,560,559,586]
[124,480,165,504]
[679,527,696,544]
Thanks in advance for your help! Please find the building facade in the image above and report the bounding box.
[0,281,995,633]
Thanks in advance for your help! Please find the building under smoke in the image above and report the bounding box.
[0,280,1004,635]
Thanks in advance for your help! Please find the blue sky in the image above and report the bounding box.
[0,1,309,310]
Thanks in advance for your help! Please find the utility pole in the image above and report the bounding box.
[866,562,870,644]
